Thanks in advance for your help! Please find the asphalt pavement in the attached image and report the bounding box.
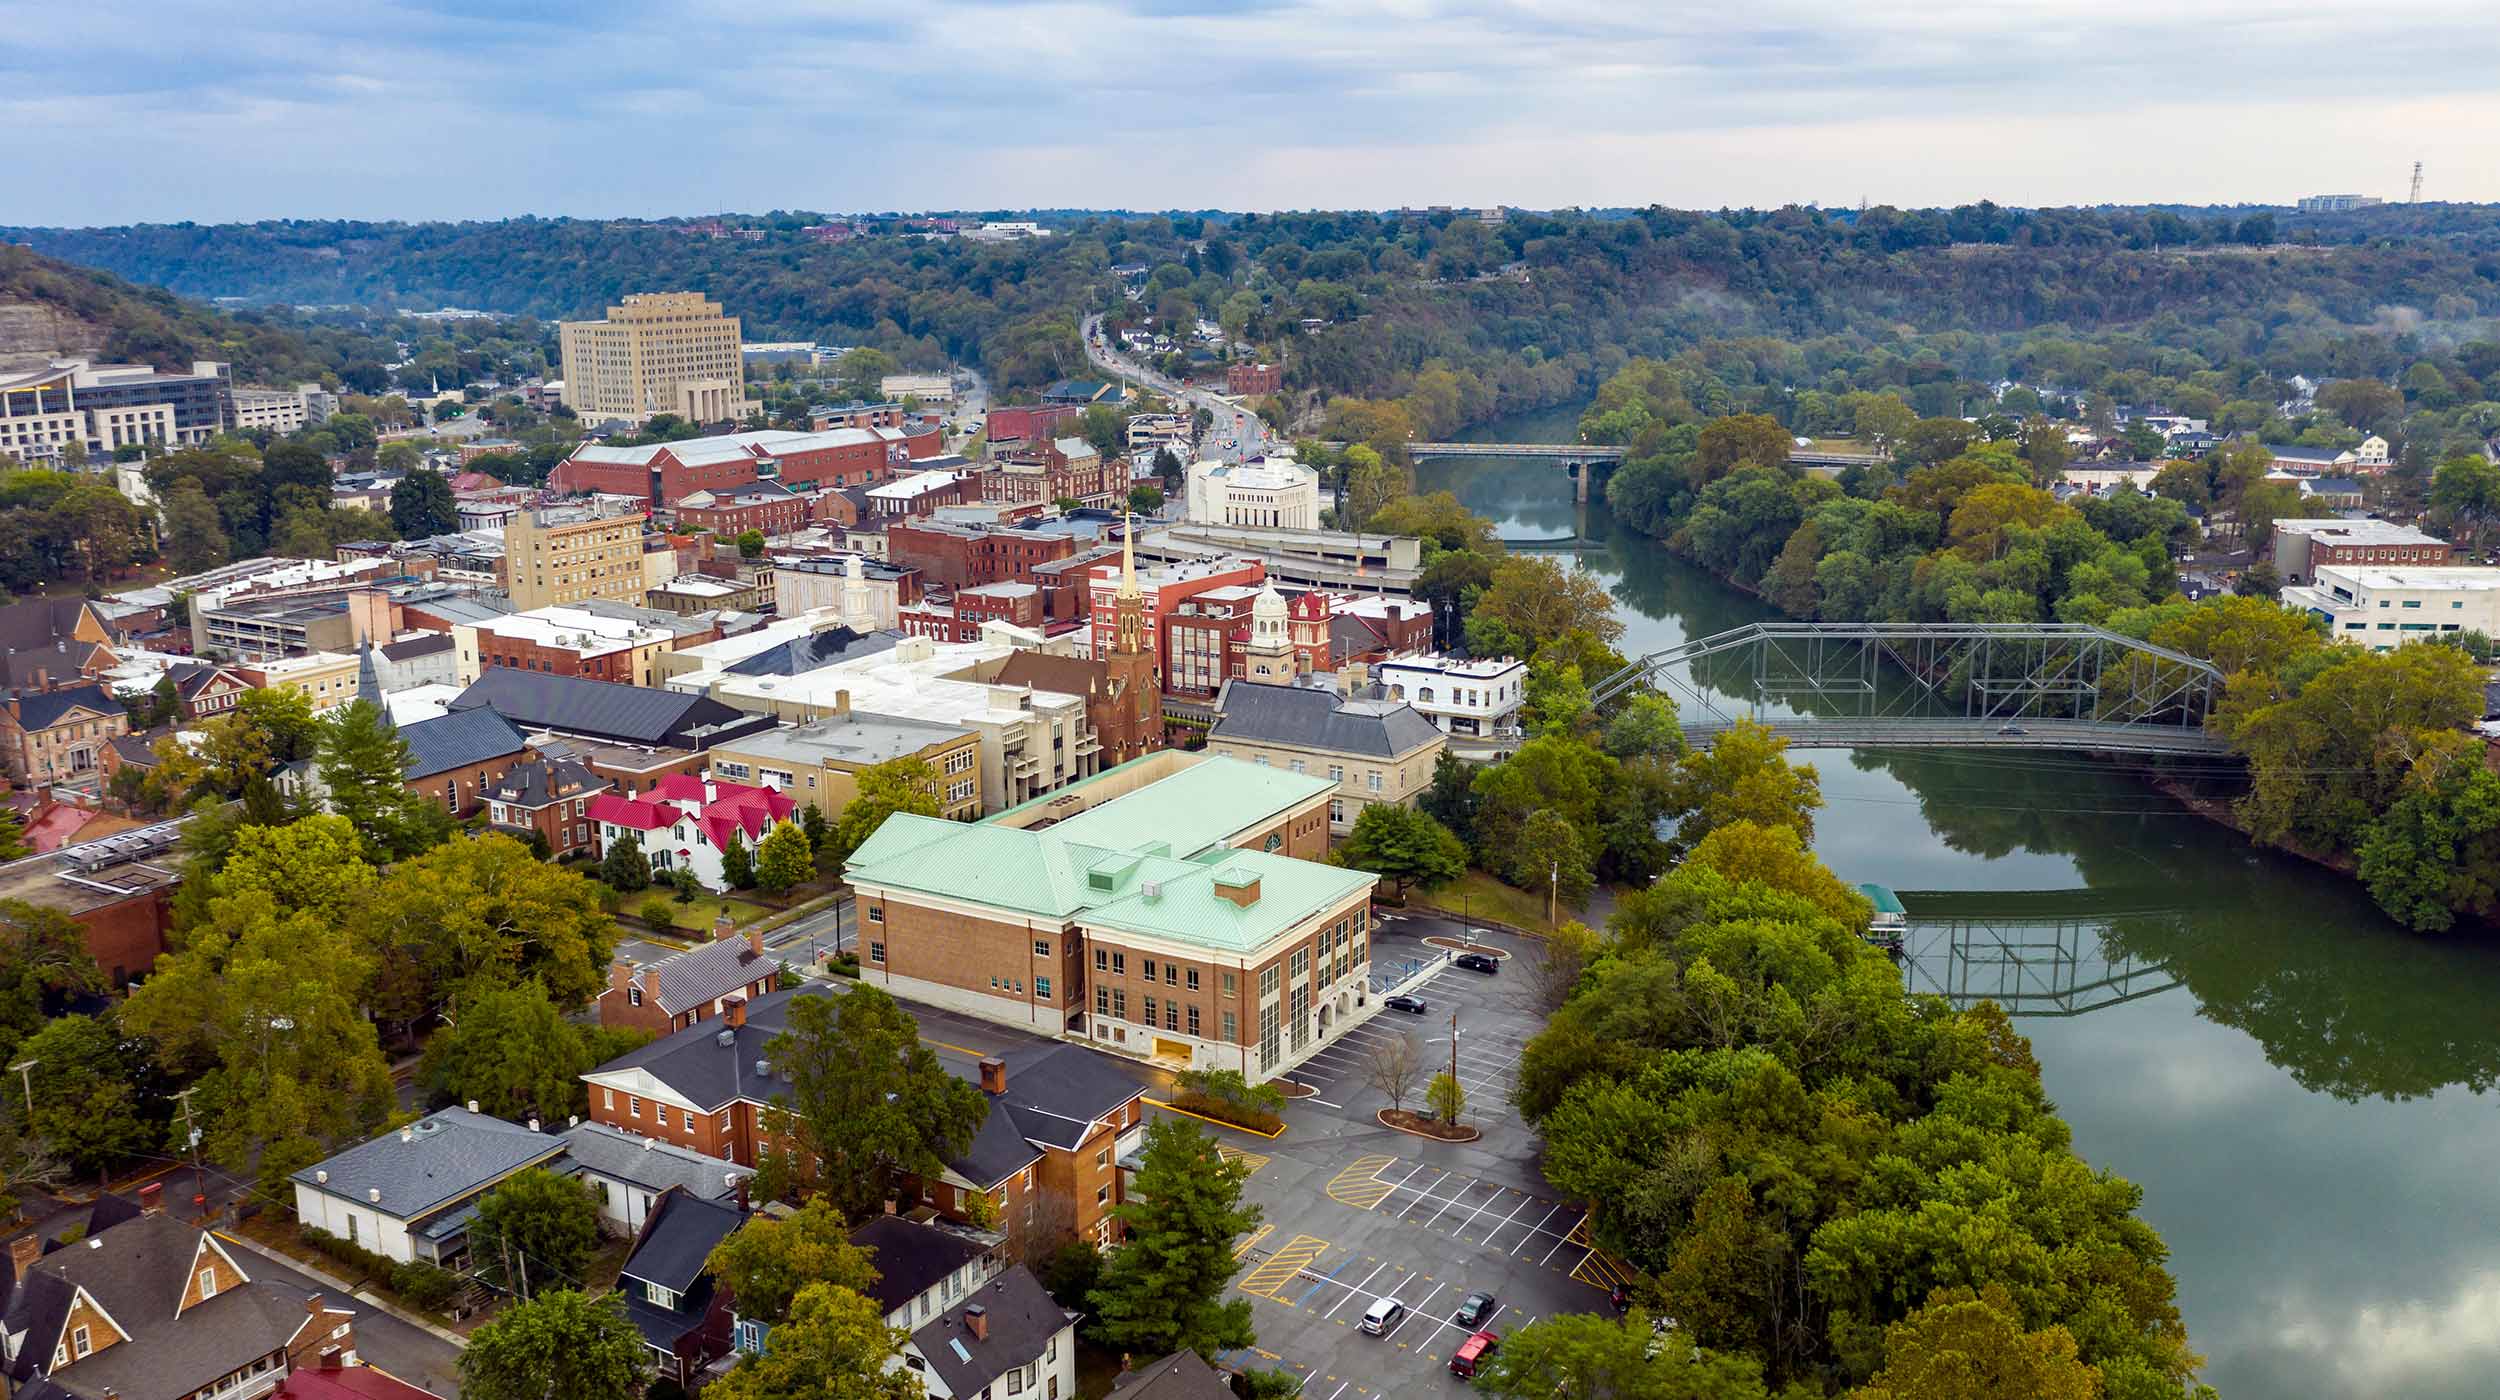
[215,1232,469,1395]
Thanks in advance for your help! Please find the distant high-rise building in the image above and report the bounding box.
[558,291,746,427]
[2296,194,2384,214]
[501,503,651,611]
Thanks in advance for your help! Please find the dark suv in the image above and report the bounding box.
[1455,952,1500,974]
[1453,1291,1498,1328]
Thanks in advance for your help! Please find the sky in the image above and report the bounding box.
[5,0,2500,226]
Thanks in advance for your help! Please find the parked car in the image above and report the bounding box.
[1453,1292,1498,1328]
[1455,953,1500,974]
[1360,1297,1406,1335]
[1449,1330,1499,1379]
[1384,994,1429,1014]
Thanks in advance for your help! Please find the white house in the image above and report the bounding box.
[1375,654,1528,737]
[896,1266,1075,1400]
[560,1120,753,1236]
[585,773,803,891]
[289,1107,566,1265]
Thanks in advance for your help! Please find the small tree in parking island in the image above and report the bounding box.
[1428,1071,1466,1125]
[1088,1118,1260,1359]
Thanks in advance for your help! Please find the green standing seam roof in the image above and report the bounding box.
[1855,883,1907,917]
[1011,755,1337,858]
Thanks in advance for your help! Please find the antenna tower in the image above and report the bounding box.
[2410,161,2424,203]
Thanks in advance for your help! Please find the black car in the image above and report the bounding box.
[1453,1292,1498,1329]
[1455,953,1500,974]
[1384,994,1429,1014]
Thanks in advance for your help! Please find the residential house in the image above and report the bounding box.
[0,598,119,685]
[845,753,1376,1082]
[559,1121,753,1237]
[167,661,252,720]
[1206,679,1446,833]
[0,685,128,790]
[3,1194,362,1400]
[617,1190,746,1390]
[289,1107,568,1266]
[898,1267,1077,1400]
[1373,654,1528,737]
[598,918,783,1036]
[1110,1352,1236,1400]
[481,750,611,857]
[844,1216,1001,1337]
[267,1361,444,1400]
[585,774,800,891]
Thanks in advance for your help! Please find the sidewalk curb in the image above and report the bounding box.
[215,1230,470,1350]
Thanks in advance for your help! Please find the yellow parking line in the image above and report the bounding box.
[1238,1234,1330,1299]
[1234,1223,1274,1258]
[1571,1246,1634,1290]
[1220,1144,1272,1176]
[1324,1153,1398,1209]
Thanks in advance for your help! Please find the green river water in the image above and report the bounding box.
[1419,405,2500,1399]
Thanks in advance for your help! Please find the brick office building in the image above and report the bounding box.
[1225,362,1283,396]
[845,754,1372,1084]
[900,582,1046,642]
[886,519,1080,591]
[552,426,942,507]
[673,481,811,539]
[1083,557,1268,687]
[984,403,1083,446]
[985,439,1113,508]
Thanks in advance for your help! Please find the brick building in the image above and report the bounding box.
[673,481,810,539]
[397,707,532,816]
[597,917,780,1036]
[1225,362,1283,396]
[0,684,127,790]
[845,754,1373,1083]
[865,470,970,519]
[469,606,713,686]
[984,403,1082,446]
[482,750,611,858]
[2269,519,2464,587]
[900,583,1045,643]
[985,439,1114,508]
[1083,557,1267,688]
[551,426,941,507]
[886,519,1080,591]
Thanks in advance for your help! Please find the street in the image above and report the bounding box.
[217,1233,471,1395]
[1081,313,1276,464]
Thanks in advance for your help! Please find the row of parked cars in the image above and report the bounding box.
[1361,1291,1505,1377]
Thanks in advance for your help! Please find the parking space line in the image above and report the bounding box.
[1324,1261,1388,1319]
[1449,1184,1518,1237]
[1235,1223,1273,1258]
[1461,1191,1534,1245]
[1538,1213,1587,1266]
[1493,1202,1565,1255]
[1380,1280,1446,1339]
[1371,1161,1443,1211]
[1420,1179,1495,1228]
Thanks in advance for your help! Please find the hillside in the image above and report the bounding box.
[0,243,385,385]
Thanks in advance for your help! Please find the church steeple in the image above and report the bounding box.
[1114,511,1144,658]
[356,640,392,729]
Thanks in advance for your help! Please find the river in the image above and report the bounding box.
[1419,404,2500,1400]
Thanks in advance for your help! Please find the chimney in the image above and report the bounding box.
[465,1099,480,1113]
[306,1293,324,1316]
[724,996,746,1029]
[965,1304,988,1342]
[713,912,738,942]
[642,965,664,1006]
[748,924,765,958]
[733,1177,750,1211]
[527,1117,541,1133]
[978,1057,1007,1095]
[9,1232,43,1275]
[1213,869,1262,908]
[138,1181,163,1214]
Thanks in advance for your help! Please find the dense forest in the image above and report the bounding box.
[14,203,2500,416]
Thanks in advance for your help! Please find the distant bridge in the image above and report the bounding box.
[1315,440,1625,500]
[1568,622,2233,754]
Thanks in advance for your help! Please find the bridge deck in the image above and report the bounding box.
[1679,716,2228,755]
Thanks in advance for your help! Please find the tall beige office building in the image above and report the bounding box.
[558,292,747,426]
[502,505,651,610]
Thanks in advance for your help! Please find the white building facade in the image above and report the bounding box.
[1375,654,1528,736]
[2282,565,2500,651]
[1186,455,1322,531]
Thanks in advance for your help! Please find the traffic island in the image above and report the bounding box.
[1422,935,1510,959]
[1378,1109,1481,1143]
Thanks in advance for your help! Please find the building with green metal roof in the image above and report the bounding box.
[845,753,1378,1081]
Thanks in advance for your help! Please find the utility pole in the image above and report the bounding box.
[171,1086,206,1223]
[2411,161,2425,204]
[1547,858,1559,927]
[8,1058,34,1121]
[1446,1009,1460,1102]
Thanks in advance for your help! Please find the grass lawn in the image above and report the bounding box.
[1410,869,1584,938]
[626,898,774,934]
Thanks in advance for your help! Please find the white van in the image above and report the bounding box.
[1360,1297,1405,1336]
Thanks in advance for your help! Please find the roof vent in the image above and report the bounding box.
[716,1030,737,1048]
[368,1187,382,1203]
[316,1170,329,1184]
[755,1059,772,1078]
[85,1237,102,1250]
[644,1138,658,1151]
[465,1100,480,1113]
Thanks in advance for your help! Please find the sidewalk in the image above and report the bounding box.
[213,1228,471,1350]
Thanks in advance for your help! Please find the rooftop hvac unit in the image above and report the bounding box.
[716,1030,737,1048]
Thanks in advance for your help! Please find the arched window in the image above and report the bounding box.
[1418,687,1435,703]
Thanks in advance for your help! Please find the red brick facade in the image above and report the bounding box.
[985,404,1083,445]
[552,426,945,506]
[1225,362,1283,396]
[886,520,1079,591]
[675,490,810,539]
[2314,540,2461,569]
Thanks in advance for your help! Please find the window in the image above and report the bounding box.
[1289,758,1305,774]
[1186,968,1200,991]
[1142,958,1157,982]
[869,941,886,963]
[866,904,884,924]
[656,1105,671,1128]
[1260,966,1278,997]
[1187,1004,1201,1035]
[1143,995,1157,1024]
[1290,948,1309,978]
[1367,770,1384,793]
[1096,986,1109,1015]
[646,1282,679,1310]
[1223,1009,1238,1042]
[1111,952,1125,975]
[1036,976,1051,999]
[1327,764,1343,782]
[1112,989,1126,1018]
[2404,599,2423,608]
[1034,939,1051,957]
[1096,1185,1111,1206]
[1223,971,1236,997]
[627,985,643,1006]
[1164,963,1177,986]
[1094,948,1107,971]
[73,1325,91,1358]
[630,1095,642,1118]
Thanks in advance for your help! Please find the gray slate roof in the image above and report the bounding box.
[621,1190,745,1296]
[849,1216,992,1320]
[722,626,900,677]
[640,934,774,1015]
[1209,679,1443,759]
[909,1266,1073,1397]
[452,670,772,749]
[1110,1351,1236,1400]
[8,684,123,732]
[291,1107,564,1221]
[560,1121,752,1200]
[398,706,529,780]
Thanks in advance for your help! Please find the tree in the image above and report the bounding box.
[13,1013,162,1179]
[1525,920,1599,1015]
[159,479,230,572]
[459,1290,653,1400]
[1855,1287,2101,1400]
[1088,1118,1259,1359]
[602,831,652,891]
[1128,483,1165,515]
[766,986,988,1218]
[708,1283,918,1400]
[1363,1033,1423,1114]
[389,470,457,538]
[2356,755,2500,933]
[1476,1312,1771,1399]
[1339,443,1401,528]
[419,980,597,1121]
[800,802,832,854]
[473,1168,603,1298]
[720,830,757,890]
[354,834,619,1023]
[0,900,104,1055]
[1602,692,1685,759]
[1465,555,1624,656]
[1335,804,1465,899]
[1427,1070,1466,1124]
[704,1197,878,1323]
[828,757,942,868]
[1695,413,1794,481]
[1665,721,1824,854]
[2430,456,2500,549]
[737,528,767,558]
[1513,809,1593,912]
[755,820,815,895]
[216,814,375,923]
[317,701,450,860]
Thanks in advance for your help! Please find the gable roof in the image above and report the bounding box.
[994,650,1110,699]
[558,1122,752,1200]
[720,626,899,677]
[1209,679,1443,759]
[8,684,124,733]
[1110,1350,1236,1400]
[290,1108,564,1222]
[621,1190,745,1296]
[397,706,530,781]
[0,599,104,654]
[483,751,609,809]
[638,931,774,1014]
[272,1365,442,1400]
[0,641,109,692]
[452,669,770,749]
[848,1217,993,1319]
[909,1267,1073,1397]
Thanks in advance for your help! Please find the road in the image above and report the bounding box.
[217,1234,470,1395]
[1081,313,1277,464]
[766,895,850,963]
[950,364,989,454]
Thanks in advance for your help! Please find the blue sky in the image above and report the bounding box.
[5,0,2498,224]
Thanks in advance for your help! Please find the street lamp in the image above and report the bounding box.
[9,1058,36,1120]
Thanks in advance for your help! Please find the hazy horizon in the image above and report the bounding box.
[7,0,2497,226]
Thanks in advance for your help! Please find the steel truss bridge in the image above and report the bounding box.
[1892,889,2200,1017]
[1586,622,2231,755]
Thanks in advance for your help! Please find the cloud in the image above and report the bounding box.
[5,0,2498,221]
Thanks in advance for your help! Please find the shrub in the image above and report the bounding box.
[391,1260,462,1310]
[639,897,676,928]
[301,1225,395,1280]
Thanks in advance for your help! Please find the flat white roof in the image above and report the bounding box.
[705,634,1085,727]
[1379,653,1525,678]
[478,606,677,652]
[2273,518,2445,546]
[2315,565,2500,591]
[866,470,959,501]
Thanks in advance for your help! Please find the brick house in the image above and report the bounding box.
[674,482,810,539]
[598,918,780,1036]
[396,707,531,817]
[482,750,611,858]
[581,988,1147,1256]
[165,661,251,721]
[0,684,128,790]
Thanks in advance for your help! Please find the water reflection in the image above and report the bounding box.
[1421,420,2500,1400]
